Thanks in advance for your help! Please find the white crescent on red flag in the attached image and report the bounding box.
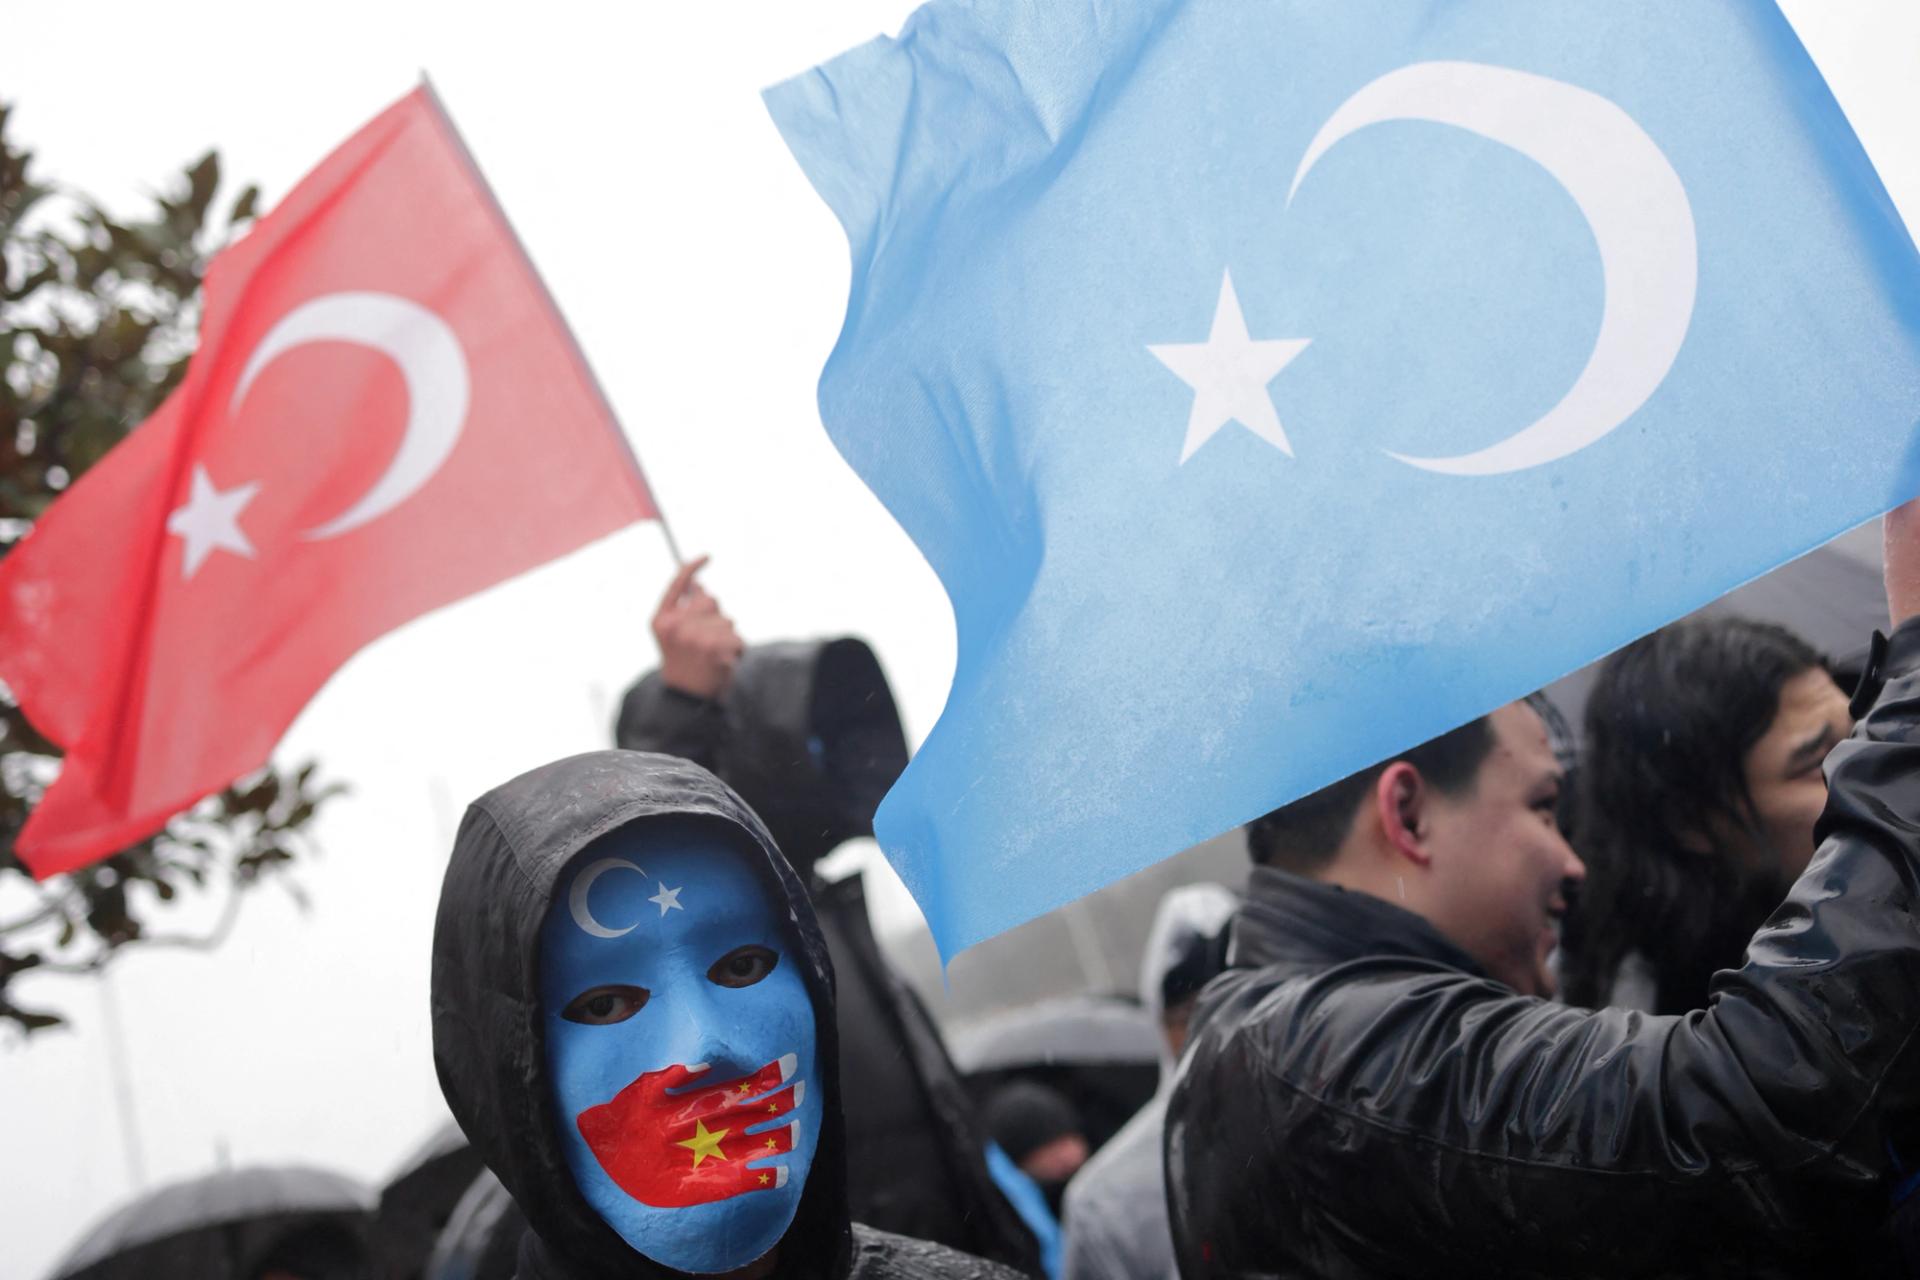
[0,85,658,877]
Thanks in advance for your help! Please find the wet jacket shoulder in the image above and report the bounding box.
[845,1224,1031,1279]
[614,640,908,871]
[1165,621,1920,1280]
[613,678,724,776]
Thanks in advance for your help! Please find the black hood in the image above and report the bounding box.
[430,750,850,1280]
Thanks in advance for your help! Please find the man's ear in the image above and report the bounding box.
[1374,762,1433,867]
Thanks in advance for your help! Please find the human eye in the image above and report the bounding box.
[708,945,779,989]
[560,984,650,1025]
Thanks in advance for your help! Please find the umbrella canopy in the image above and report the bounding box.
[48,1164,374,1280]
[950,995,1159,1074]
[951,996,1164,1152]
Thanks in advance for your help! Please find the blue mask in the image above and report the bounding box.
[540,823,821,1274]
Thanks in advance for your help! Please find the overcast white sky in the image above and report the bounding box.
[3,4,1918,1277]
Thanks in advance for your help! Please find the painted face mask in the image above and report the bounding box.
[540,822,821,1275]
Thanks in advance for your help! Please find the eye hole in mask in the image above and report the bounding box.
[561,985,652,1025]
[709,945,778,988]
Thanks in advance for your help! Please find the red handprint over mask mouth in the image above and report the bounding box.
[576,1054,805,1208]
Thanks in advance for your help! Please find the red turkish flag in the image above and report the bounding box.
[0,86,657,877]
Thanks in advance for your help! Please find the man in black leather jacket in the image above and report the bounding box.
[1165,502,1920,1279]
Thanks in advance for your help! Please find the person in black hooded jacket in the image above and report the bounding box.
[611,559,1040,1273]
[430,748,1028,1280]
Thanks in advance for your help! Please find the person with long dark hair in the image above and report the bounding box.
[1559,616,1853,1013]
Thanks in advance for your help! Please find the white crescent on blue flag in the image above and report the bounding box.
[765,1,1920,957]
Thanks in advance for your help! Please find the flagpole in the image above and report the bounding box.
[99,969,148,1190]
[415,72,686,568]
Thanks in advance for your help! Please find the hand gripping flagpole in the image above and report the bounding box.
[417,72,687,567]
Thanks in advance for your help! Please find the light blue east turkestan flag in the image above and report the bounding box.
[765,0,1920,958]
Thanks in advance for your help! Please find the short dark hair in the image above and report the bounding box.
[1246,716,1498,873]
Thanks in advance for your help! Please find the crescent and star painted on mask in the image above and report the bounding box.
[568,857,687,938]
[577,1053,806,1207]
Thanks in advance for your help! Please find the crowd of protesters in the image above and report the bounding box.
[52,502,1920,1280]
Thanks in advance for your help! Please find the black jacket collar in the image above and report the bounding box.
[1230,865,1487,979]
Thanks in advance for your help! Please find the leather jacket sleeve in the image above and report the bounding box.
[1169,620,1920,1278]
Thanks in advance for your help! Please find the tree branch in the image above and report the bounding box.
[24,877,246,974]
[0,885,76,938]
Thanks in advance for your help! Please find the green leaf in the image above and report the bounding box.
[229,184,259,224]
[2,999,64,1034]
[182,151,220,224]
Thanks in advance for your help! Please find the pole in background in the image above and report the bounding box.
[98,969,148,1190]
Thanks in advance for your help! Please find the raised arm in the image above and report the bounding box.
[612,556,743,766]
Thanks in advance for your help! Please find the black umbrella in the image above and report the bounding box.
[951,995,1163,1151]
[950,995,1159,1074]
[48,1164,374,1280]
